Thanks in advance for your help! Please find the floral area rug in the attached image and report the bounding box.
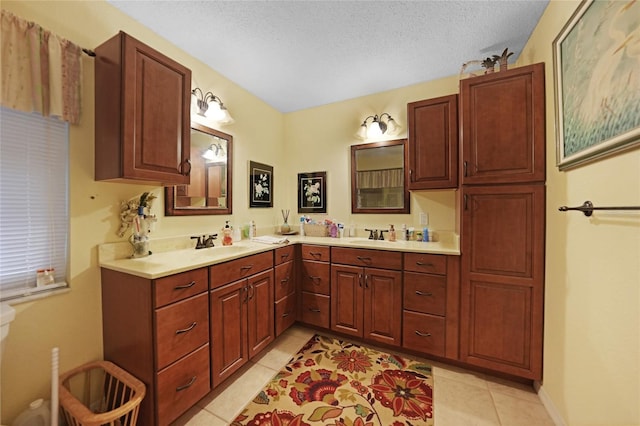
[232,334,434,426]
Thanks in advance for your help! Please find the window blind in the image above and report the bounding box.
[0,107,69,301]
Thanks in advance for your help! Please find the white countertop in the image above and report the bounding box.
[99,234,460,280]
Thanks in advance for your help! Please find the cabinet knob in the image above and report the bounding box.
[180,159,192,176]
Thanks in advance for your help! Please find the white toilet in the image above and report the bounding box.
[1,302,16,359]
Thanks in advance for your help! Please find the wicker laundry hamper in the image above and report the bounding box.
[59,360,145,426]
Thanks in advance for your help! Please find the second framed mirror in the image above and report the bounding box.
[351,139,410,214]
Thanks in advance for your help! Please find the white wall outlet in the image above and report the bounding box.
[420,212,429,225]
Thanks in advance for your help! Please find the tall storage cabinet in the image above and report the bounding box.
[459,63,546,380]
[95,31,192,185]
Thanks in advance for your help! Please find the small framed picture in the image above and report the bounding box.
[249,161,273,208]
[298,171,326,213]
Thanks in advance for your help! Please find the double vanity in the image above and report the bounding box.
[99,235,459,425]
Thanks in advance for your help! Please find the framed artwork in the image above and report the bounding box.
[249,161,273,208]
[298,171,326,213]
[553,0,640,170]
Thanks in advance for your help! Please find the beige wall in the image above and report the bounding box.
[2,1,638,425]
[518,1,640,424]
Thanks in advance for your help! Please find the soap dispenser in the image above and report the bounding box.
[222,221,233,246]
[389,224,397,242]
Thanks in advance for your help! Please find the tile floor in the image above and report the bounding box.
[174,325,555,425]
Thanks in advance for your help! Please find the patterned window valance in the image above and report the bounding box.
[1,10,83,124]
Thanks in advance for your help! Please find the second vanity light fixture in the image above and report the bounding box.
[191,87,235,125]
[202,142,226,163]
[356,112,400,140]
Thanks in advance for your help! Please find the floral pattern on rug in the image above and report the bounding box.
[232,334,434,426]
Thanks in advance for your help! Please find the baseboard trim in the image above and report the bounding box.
[534,381,566,426]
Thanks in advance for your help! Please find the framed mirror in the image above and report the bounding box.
[165,122,233,215]
[351,139,410,214]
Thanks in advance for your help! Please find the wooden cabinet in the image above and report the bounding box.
[459,63,545,184]
[101,268,210,425]
[459,62,546,380]
[460,184,545,379]
[299,245,331,329]
[274,245,297,336]
[407,94,459,189]
[95,31,192,185]
[209,252,274,387]
[331,247,402,346]
[402,253,460,359]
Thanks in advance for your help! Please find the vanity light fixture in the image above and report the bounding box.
[202,142,226,163]
[356,112,400,140]
[191,87,235,125]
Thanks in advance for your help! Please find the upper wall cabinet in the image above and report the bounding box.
[459,63,545,185]
[95,31,192,185]
[407,94,459,190]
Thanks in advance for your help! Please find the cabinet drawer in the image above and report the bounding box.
[275,260,295,301]
[403,272,446,316]
[275,293,296,337]
[275,245,296,265]
[154,268,208,308]
[301,260,330,295]
[155,292,209,370]
[403,311,445,357]
[300,292,330,328]
[332,247,402,270]
[301,244,330,262]
[404,253,447,275]
[210,251,273,289]
[156,343,210,425]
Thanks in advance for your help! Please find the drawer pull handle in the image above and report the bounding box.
[174,281,196,290]
[282,312,290,317]
[415,262,434,267]
[415,330,432,337]
[175,322,197,334]
[176,376,196,392]
[415,290,433,297]
[281,253,290,260]
[357,256,372,264]
[240,265,254,272]
[280,277,289,285]
[309,252,323,259]
[309,308,321,313]
[309,275,321,283]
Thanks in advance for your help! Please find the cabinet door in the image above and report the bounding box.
[210,279,248,387]
[123,34,191,184]
[247,270,275,359]
[331,264,364,338]
[407,94,458,189]
[363,268,402,346]
[460,63,545,184]
[460,184,545,379]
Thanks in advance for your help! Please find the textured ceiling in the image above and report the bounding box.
[107,0,549,113]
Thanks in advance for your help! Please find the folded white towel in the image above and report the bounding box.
[252,236,290,245]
